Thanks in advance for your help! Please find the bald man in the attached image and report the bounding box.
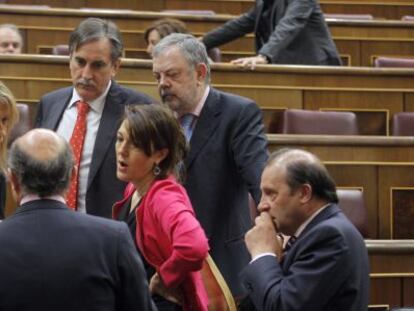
[240,148,369,311]
[0,24,23,54]
[0,129,156,311]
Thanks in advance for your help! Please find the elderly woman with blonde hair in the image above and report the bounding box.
[0,82,19,219]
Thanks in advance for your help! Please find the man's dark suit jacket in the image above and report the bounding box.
[184,87,268,297]
[202,0,341,65]
[0,199,155,311]
[0,173,6,219]
[35,82,153,218]
[241,204,370,311]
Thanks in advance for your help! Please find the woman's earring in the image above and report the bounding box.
[153,164,161,176]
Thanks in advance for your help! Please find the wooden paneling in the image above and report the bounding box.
[2,54,414,135]
[2,7,414,66]
[5,0,414,20]
[368,240,414,308]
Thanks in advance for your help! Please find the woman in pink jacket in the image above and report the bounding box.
[113,104,209,311]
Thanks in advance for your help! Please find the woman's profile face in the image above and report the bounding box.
[0,102,11,147]
[115,121,156,185]
[146,29,161,56]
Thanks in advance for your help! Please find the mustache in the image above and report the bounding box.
[75,78,96,88]
[160,89,174,101]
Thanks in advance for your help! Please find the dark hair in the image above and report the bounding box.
[144,18,189,44]
[8,138,74,197]
[123,104,188,181]
[69,17,123,62]
[268,148,338,203]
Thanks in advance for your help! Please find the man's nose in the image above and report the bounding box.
[158,75,170,87]
[257,199,270,213]
[81,64,93,79]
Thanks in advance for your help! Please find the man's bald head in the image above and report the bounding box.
[8,129,74,198]
[265,148,338,203]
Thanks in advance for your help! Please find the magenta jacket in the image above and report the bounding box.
[113,176,209,311]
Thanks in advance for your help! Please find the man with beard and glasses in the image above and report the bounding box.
[152,33,268,299]
[35,18,154,218]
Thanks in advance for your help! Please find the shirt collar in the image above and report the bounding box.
[188,85,210,118]
[20,194,66,205]
[69,80,112,115]
[293,203,330,238]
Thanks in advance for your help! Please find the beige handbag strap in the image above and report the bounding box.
[200,254,237,311]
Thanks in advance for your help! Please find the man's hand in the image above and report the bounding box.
[230,55,269,70]
[149,273,183,305]
[245,212,284,259]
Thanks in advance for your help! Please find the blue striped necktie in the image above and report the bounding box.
[180,114,194,141]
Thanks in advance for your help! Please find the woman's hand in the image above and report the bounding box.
[149,272,184,305]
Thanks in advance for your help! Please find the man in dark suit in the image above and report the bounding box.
[241,148,369,310]
[201,0,341,68]
[0,128,155,311]
[35,18,153,218]
[152,33,268,297]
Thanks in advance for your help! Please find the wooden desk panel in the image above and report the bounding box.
[5,0,414,20]
[2,7,414,66]
[2,54,414,136]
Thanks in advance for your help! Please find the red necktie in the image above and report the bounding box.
[66,101,90,210]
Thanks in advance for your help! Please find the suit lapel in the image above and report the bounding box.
[282,204,341,266]
[254,0,265,32]
[87,82,124,188]
[44,89,72,130]
[185,88,221,169]
[274,0,287,22]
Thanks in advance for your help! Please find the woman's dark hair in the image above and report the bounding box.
[123,104,188,181]
[144,18,189,44]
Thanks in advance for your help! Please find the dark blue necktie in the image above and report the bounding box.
[284,236,297,252]
[180,114,194,141]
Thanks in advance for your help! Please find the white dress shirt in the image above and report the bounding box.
[56,81,111,213]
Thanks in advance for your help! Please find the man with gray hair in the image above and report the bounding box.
[36,18,154,217]
[0,24,23,54]
[152,33,268,297]
[0,128,156,311]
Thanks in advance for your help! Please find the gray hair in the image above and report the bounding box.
[69,17,123,62]
[152,33,210,83]
[8,138,74,197]
[0,24,23,45]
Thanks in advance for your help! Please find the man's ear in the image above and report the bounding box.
[195,63,208,85]
[111,59,121,78]
[7,169,21,203]
[299,184,312,204]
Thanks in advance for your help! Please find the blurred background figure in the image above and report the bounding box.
[200,0,341,68]
[144,18,189,56]
[0,82,19,219]
[0,24,23,54]
[113,104,209,311]
[144,18,220,62]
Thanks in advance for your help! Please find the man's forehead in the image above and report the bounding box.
[0,29,20,41]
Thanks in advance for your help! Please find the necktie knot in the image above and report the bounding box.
[180,114,195,141]
[77,101,90,116]
[284,236,297,252]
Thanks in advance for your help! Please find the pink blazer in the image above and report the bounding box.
[113,176,209,311]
